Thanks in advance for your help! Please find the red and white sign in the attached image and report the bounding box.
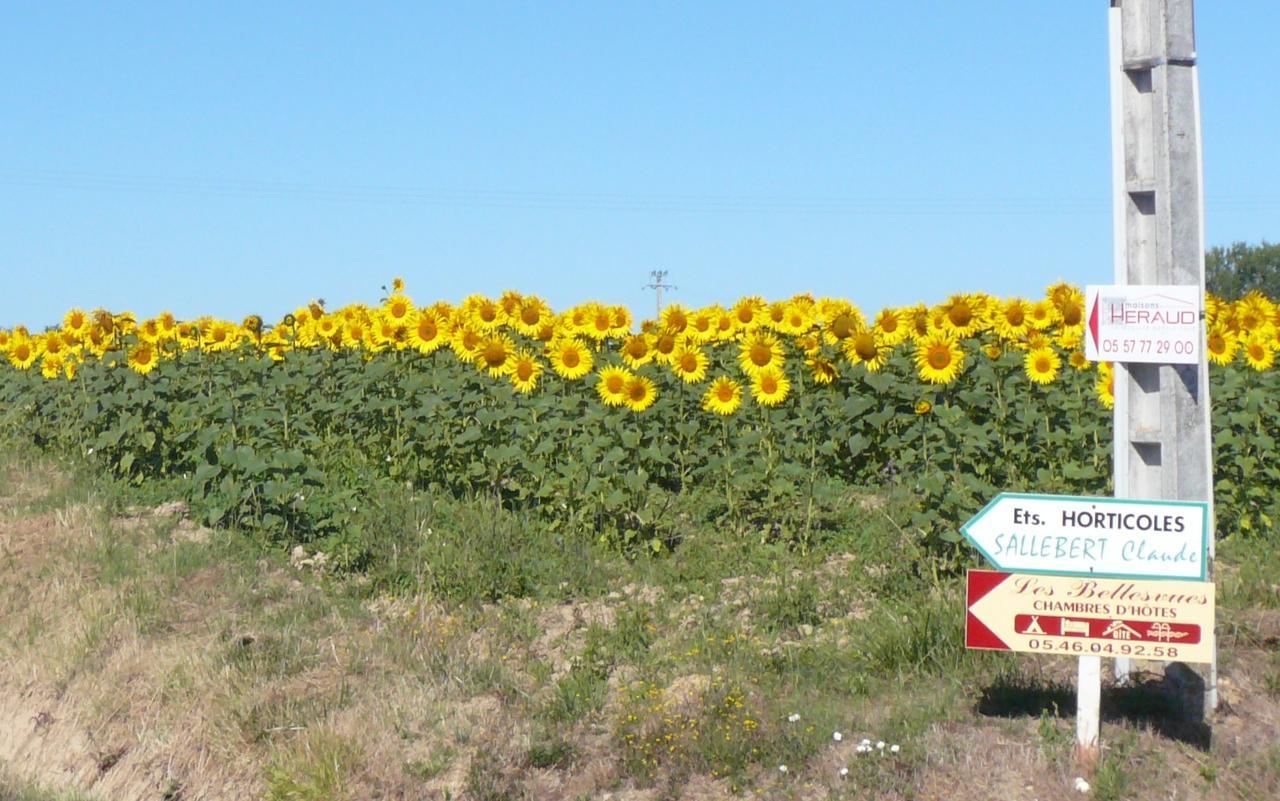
[966,569,1214,664]
[1084,284,1202,364]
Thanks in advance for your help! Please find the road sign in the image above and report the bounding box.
[1084,284,1202,364]
[961,492,1208,581]
[965,570,1215,664]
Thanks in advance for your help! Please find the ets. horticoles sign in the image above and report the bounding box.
[961,493,1209,581]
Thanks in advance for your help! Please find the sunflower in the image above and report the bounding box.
[595,365,633,407]
[982,342,1003,360]
[764,301,789,331]
[582,304,617,342]
[778,301,813,336]
[0,329,11,351]
[382,294,415,327]
[905,304,932,340]
[685,308,718,343]
[39,332,69,359]
[1057,295,1085,329]
[701,376,743,416]
[660,304,691,336]
[843,330,890,372]
[1026,300,1059,331]
[623,374,658,413]
[1204,293,1223,328]
[409,311,447,354]
[914,332,965,385]
[174,323,199,352]
[608,306,632,337]
[136,317,162,344]
[731,296,766,330]
[368,315,406,352]
[548,338,593,380]
[40,353,64,380]
[651,330,681,365]
[113,312,137,336]
[795,333,821,355]
[1056,326,1084,352]
[1242,334,1276,372]
[1095,363,1115,409]
[242,315,264,343]
[514,296,552,337]
[343,318,371,350]
[203,320,241,353]
[563,304,593,337]
[871,307,909,347]
[508,349,544,393]
[1234,292,1275,334]
[156,311,179,341]
[935,293,987,339]
[474,333,516,376]
[750,366,791,406]
[127,341,159,375]
[817,299,863,335]
[1068,349,1089,371]
[620,333,654,368]
[446,325,482,362]
[391,276,406,293]
[824,301,865,342]
[1204,325,1237,366]
[671,345,709,384]
[499,290,524,320]
[62,308,91,340]
[7,337,37,369]
[263,330,292,362]
[914,399,932,415]
[807,355,838,385]
[535,321,559,343]
[1024,345,1061,385]
[993,298,1032,341]
[313,315,342,349]
[738,331,784,376]
[462,294,504,330]
[713,311,738,341]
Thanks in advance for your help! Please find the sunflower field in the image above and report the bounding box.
[2,281,1278,568]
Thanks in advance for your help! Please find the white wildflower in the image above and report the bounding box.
[839,767,849,777]
[890,744,900,754]
[778,764,788,773]
[1074,777,1091,793]
[876,740,885,750]
[787,713,801,723]
[833,731,843,741]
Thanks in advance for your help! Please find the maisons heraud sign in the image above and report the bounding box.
[1083,284,1201,364]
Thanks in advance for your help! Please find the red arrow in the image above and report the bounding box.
[1088,294,1101,350]
[966,570,1011,651]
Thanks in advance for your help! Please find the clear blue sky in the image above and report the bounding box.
[2,2,1277,329]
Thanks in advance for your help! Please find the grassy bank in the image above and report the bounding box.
[0,450,1277,800]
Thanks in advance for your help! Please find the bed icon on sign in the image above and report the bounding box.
[1060,619,1091,637]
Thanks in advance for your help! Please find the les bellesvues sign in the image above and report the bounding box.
[966,570,1215,664]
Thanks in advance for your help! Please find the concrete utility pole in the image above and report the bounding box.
[1099,0,1216,747]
